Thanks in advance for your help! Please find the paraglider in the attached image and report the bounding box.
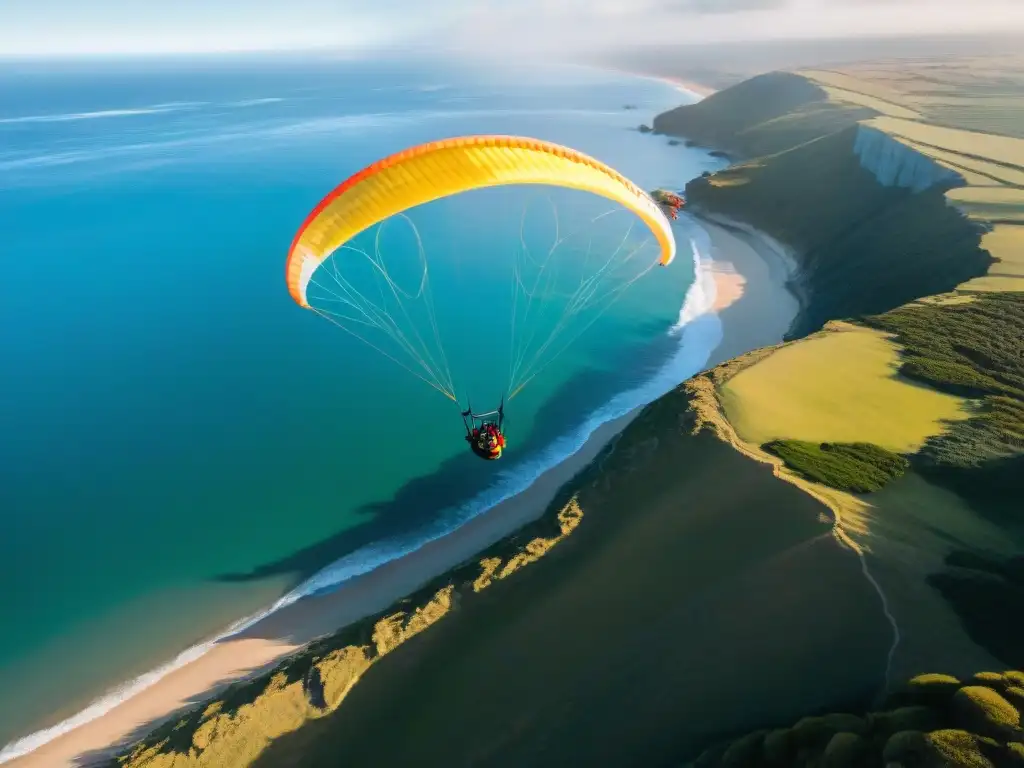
[284,135,678,461]
[462,400,506,460]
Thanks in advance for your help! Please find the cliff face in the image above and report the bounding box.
[667,84,992,337]
[853,124,962,193]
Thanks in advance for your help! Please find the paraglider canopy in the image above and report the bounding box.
[285,135,677,310]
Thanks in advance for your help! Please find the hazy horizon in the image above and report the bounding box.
[4,0,1024,59]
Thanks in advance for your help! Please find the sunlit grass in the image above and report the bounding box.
[720,324,973,453]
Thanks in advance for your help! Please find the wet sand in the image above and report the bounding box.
[8,217,800,767]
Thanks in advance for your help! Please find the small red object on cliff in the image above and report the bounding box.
[651,189,686,220]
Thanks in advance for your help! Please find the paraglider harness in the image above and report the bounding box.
[462,399,506,460]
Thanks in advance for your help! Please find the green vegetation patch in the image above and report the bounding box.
[692,668,1024,768]
[864,293,1024,402]
[763,440,909,493]
[862,292,1024,518]
[953,686,1021,737]
[927,728,999,768]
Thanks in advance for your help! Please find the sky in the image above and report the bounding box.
[3,0,1024,58]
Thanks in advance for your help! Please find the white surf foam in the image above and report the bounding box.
[0,103,202,125]
[228,98,285,107]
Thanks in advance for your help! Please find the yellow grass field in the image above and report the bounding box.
[900,141,1024,187]
[958,224,1024,291]
[819,86,921,120]
[946,187,1024,222]
[868,116,1024,168]
[719,324,973,453]
[799,69,910,106]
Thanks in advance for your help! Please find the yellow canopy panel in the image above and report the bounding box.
[285,135,677,308]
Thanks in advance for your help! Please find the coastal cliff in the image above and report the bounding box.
[657,58,1024,766]
[662,79,994,338]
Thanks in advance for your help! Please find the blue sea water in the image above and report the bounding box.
[0,54,724,755]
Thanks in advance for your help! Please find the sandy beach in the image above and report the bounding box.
[653,75,718,98]
[6,217,798,767]
[598,65,718,100]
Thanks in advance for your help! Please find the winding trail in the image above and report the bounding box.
[830,519,901,697]
[684,373,903,699]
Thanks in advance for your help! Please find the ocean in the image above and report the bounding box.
[0,53,725,757]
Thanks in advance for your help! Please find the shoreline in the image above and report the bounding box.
[598,64,718,101]
[647,74,718,99]
[694,209,806,338]
[7,213,802,767]
[5,220,801,768]
[6,412,640,768]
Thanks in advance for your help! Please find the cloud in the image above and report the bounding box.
[5,0,1024,58]
[666,0,787,12]
[421,0,1024,58]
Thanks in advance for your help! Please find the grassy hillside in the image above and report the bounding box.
[690,668,1024,768]
[658,56,1024,721]
[651,72,874,159]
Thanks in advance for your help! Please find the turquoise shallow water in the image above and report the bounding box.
[0,54,723,752]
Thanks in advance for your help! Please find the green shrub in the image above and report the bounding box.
[973,672,1010,690]
[762,728,794,765]
[1006,741,1024,765]
[1005,686,1024,710]
[925,729,995,768]
[869,705,941,736]
[902,673,964,707]
[820,732,867,768]
[720,730,767,767]
[792,713,868,749]
[763,440,909,493]
[900,357,1008,397]
[952,686,1021,738]
[883,729,929,764]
